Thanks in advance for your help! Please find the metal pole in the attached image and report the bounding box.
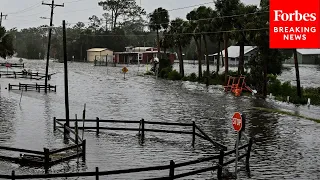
[63,20,70,127]
[235,132,240,179]
[44,0,54,93]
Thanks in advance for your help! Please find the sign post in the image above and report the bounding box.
[122,66,128,79]
[5,63,11,74]
[232,112,243,179]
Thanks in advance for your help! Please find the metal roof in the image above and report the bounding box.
[209,46,256,57]
[297,49,320,55]
[87,48,112,52]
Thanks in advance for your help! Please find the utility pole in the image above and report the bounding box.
[0,12,8,27]
[42,0,64,93]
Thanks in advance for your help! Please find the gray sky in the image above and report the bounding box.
[2,0,260,30]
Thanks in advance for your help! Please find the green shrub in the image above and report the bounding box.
[159,59,172,72]
[182,76,189,81]
[168,70,182,80]
[159,67,172,79]
[189,73,197,82]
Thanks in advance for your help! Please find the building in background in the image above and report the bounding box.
[86,48,114,63]
[114,46,176,64]
[285,49,320,64]
[209,46,257,66]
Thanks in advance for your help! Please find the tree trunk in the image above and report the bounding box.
[203,35,209,86]
[293,49,301,98]
[195,37,202,78]
[224,32,229,85]
[156,29,160,59]
[238,38,245,75]
[178,43,184,77]
[217,41,220,73]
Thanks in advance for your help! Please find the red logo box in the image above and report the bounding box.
[270,0,320,48]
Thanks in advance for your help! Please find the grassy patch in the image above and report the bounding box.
[252,107,320,123]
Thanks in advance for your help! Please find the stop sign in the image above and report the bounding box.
[232,112,242,131]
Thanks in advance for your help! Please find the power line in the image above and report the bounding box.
[72,27,269,37]
[7,1,47,15]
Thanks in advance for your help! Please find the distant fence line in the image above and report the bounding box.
[8,83,57,92]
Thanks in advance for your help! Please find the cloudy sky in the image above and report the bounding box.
[2,0,260,30]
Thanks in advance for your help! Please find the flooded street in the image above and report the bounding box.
[0,59,319,179]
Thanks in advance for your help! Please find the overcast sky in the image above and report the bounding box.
[2,0,260,30]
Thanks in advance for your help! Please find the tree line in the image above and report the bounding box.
[0,0,300,97]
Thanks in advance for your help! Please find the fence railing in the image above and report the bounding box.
[54,117,227,151]
[0,119,85,173]
[0,71,56,80]
[0,63,24,68]
[8,83,57,92]
[3,139,252,179]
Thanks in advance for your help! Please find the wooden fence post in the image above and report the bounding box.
[75,120,79,144]
[96,117,100,136]
[18,83,20,90]
[44,148,50,174]
[82,139,86,161]
[141,119,145,140]
[95,167,99,180]
[11,170,15,180]
[217,150,224,180]
[169,160,175,179]
[25,85,27,91]
[192,121,195,147]
[53,117,56,131]
[246,138,253,173]
[54,85,57,92]
[64,123,68,140]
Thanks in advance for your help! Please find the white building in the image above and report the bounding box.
[209,46,257,66]
[86,48,114,62]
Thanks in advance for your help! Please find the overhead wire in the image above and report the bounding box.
[7,0,48,15]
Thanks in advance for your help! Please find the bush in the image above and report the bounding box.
[168,70,182,80]
[189,73,197,82]
[159,67,172,79]
[159,59,172,72]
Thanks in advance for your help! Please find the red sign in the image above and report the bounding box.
[269,0,320,48]
[232,112,242,132]
[5,63,11,68]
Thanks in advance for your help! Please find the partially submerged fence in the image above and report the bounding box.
[8,83,57,92]
[0,122,85,173]
[0,71,55,80]
[54,117,228,151]
[2,139,252,179]
[0,63,24,68]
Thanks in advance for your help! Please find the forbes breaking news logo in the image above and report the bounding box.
[270,0,320,48]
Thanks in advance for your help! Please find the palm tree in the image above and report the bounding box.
[293,49,302,97]
[215,0,240,84]
[208,10,223,74]
[196,6,214,85]
[186,10,203,78]
[167,18,191,77]
[233,3,257,75]
[149,7,170,59]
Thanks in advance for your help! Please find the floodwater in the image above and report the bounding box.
[0,59,319,179]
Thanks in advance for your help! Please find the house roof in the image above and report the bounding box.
[297,49,320,55]
[87,48,112,52]
[209,46,256,58]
